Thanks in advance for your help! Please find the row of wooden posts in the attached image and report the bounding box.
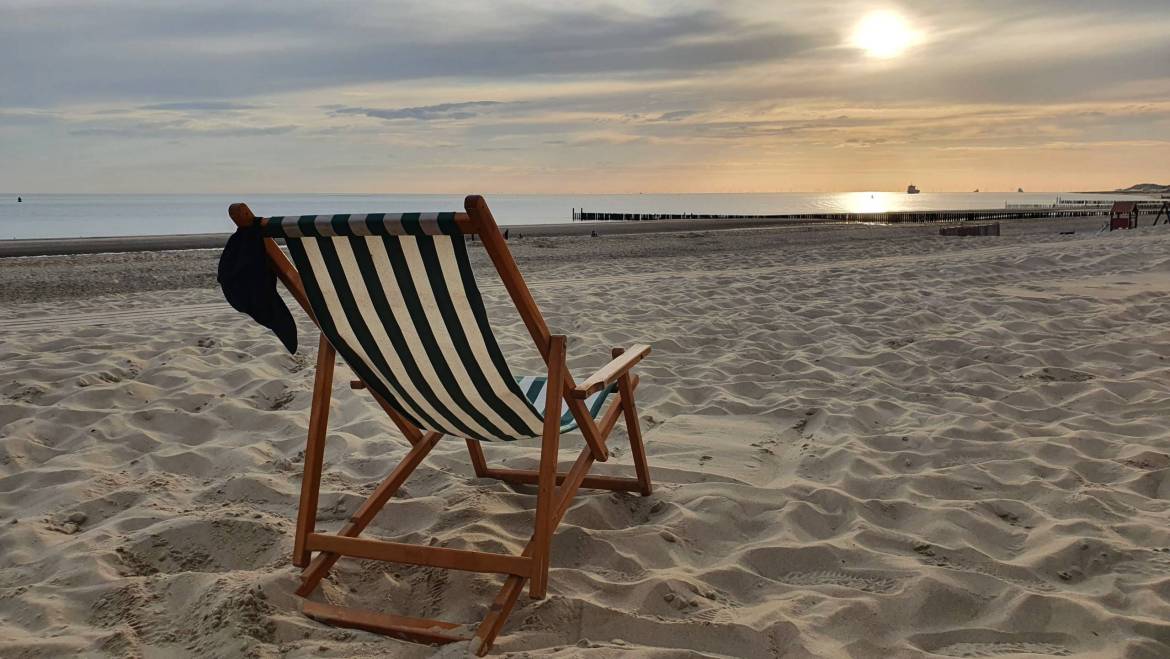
[570,207,1108,224]
[1008,199,1168,209]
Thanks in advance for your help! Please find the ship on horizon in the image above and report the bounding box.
[907,184,920,194]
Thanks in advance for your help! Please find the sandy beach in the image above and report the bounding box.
[3,216,1170,657]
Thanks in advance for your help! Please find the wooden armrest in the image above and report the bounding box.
[570,344,650,399]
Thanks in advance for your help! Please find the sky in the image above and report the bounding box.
[2,0,1169,194]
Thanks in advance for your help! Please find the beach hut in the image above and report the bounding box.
[1109,201,1138,231]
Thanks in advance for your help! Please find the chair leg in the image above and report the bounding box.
[619,376,652,496]
[614,349,652,496]
[530,428,560,598]
[530,335,565,599]
[465,438,488,477]
[294,335,336,567]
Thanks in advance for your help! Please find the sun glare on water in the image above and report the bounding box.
[851,10,921,59]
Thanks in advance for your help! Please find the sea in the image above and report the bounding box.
[0,192,1148,240]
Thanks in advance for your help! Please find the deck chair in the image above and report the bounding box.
[227,195,652,655]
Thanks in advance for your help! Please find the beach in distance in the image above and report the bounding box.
[3,215,1170,656]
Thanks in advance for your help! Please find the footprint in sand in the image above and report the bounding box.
[1021,367,1093,383]
[268,389,296,411]
[776,570,902,594]
[933,641,1071,657]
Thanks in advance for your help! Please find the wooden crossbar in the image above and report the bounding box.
[482,468,643,492]
[306,534,533,577]
[302,600,468,645]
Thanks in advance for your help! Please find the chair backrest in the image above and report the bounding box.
[260,210,547,442]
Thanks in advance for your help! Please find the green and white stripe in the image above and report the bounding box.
[263,213,614,442]
[513,376,614,433]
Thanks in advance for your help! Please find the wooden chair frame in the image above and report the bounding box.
[228,195,652,655]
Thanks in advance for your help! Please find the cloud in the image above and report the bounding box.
[139,101,259,112]
[332,101,504,121]
[0,4,827,106]
[3,1,1170,193]
[68,121,297,139]
[0,109,59,126]
[654,110,699,122]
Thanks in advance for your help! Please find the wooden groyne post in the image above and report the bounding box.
[571,208,1104,223]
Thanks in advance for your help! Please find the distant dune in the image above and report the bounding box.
[1095,182,1170,193]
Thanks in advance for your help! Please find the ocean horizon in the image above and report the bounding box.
[0,191,1150,240]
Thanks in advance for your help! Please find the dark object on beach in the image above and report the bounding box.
[217,221,297,353]
[939,223,1000,237]
[1109,202,1138,231]
[1060,231,1075,235]
[16,196,21,203]
[1152,202,1170,226]
[503,229,509,240]
[590,229,598,237]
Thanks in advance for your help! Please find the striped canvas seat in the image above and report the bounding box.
[262,212,613,442]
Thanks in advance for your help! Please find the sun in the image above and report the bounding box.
[851,10,921,59]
